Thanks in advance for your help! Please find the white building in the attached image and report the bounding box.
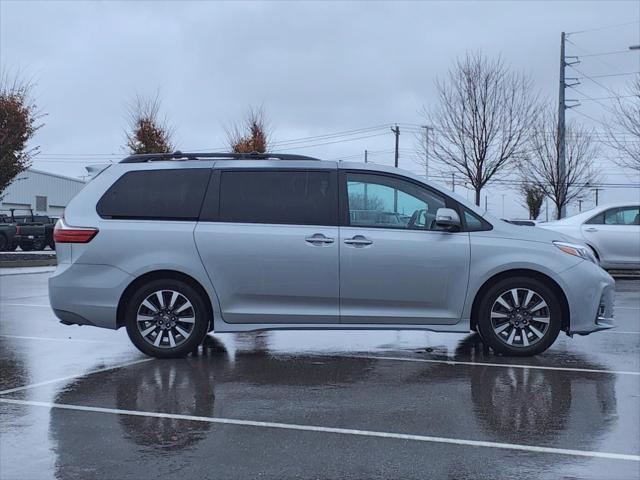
[1,168,86,216]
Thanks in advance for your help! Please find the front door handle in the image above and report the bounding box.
[585,227,598,232]
[344,235,373,247]
[305,233,334,245]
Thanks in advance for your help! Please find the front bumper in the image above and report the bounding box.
[559,260,615,335]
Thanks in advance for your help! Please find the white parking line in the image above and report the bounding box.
[602,331,640,334]
[0,358,153,395]
[0,398,637,462]
[345,355,640,376]
[0,303,50,308]
[0,334,120,344]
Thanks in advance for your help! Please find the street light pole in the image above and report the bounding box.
[391,125,400,168]
[421,125,433,180]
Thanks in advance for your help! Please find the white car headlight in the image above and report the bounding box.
[553,241,598,264]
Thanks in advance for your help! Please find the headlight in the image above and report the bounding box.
[553,241,598,264]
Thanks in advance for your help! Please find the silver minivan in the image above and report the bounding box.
[49,152,615,358]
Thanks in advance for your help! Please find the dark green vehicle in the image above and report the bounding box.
[0,209,48,251]
[0,215,18,251]
[14,211,58,250]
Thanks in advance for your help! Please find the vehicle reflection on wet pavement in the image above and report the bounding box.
[1,272,639,479]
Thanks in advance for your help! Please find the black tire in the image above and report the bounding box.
[476,276,561,356]
[0,234,8,251]
[125,279,209,358]
[48,240,56,250]
[20,243,34,251]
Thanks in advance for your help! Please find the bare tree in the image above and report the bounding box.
[520,182,545,220]
[0,74,44,199]
[227,106,270,153]
[423,52,539,205]
[605,75,640,171]
[125,94,173,154]
[520,109,600,220]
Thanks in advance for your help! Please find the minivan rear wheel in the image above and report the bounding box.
[477,277,561,356]
[125,279,209,358]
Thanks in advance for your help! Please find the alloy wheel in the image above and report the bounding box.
[490,288,551,348]
[136,290,196,349]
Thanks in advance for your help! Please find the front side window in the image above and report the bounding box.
[587,206,640,226]
[346,173,446,230]
[463,209,486,231]
[219,170,336,225]
[97,169,211,220]
[605,206,640,225]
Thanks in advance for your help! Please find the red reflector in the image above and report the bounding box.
[53,225,98,243]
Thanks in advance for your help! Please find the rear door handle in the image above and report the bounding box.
[305,233,334,245]
[344,235,373,247]
[585,227,598,232]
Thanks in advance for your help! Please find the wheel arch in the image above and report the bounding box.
[585,242,600,260]
[469,269,570,333]
[116,269,214,331]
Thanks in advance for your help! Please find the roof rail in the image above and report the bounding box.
[120,151,322,164]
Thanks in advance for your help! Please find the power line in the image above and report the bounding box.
[566,38,634,78]
[568,65,622,98]
[278,132,390,151]
[271,125,391,146]
[567,20,640,35]
[576,94,635,101]
[585,71,640,79]
[578,50,637,58]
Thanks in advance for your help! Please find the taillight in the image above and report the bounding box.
[15,225,21,235]
[53,217,98,243]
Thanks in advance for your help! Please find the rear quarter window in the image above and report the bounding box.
[97,169,211,220]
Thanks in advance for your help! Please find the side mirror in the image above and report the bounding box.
[435,208,461,231]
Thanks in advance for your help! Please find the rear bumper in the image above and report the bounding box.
[49,263,134,329]
[559,260,616,335]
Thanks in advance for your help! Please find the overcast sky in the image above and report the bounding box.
[1,0,639,218]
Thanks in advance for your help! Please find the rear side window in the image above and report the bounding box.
[218,170,336,225]
[97,169,211,220]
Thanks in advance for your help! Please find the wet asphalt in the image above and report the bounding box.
[0,271,639,480]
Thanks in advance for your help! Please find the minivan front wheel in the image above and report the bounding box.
[477,277,561,356]
[125,279,209,358]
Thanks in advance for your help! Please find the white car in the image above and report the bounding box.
[539,203,640,269]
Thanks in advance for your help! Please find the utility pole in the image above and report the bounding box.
[421,125,433,180]
[557,31,580,219]
[545,199,549,221]
[451,173,455,192]
[391,125,400,168]
[501,194,506,218]
[578,199,583,212]
[593,187,602,206]
[364,149,368,163]
[558,32,567,219]
[484,195,488,213]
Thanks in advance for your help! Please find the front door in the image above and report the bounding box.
[339,171,470,325]
[582,205,640,267]
[195,168,340,324]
